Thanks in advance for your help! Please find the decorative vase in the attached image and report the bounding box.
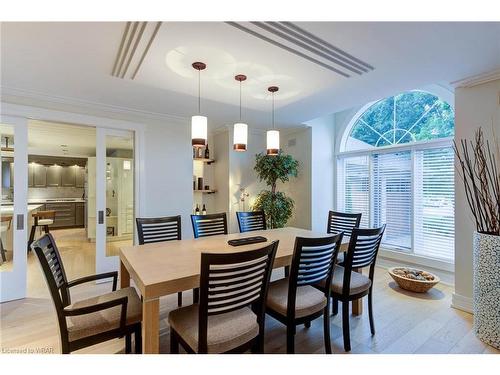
[473,231,500,349]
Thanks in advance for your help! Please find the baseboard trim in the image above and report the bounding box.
[451,293,474,314]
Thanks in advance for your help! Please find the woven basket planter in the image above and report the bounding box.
[388,267,440,293]
[473,232,500,350]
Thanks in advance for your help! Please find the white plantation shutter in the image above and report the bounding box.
[414,147,455,261]
[339,156,370,228]
[372,151,412,250]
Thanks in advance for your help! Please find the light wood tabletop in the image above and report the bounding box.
[119,226,361,353]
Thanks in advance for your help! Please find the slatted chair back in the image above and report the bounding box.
[342,225,386,293]
[327,210,362,238]
[136,216,181,245]
[32,234,71,326]
[191,213,228,238]
[287,234,343,316]
[236,211,267,233]
[197,241,278,353]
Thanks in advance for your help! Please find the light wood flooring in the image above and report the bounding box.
[0,228,498,354]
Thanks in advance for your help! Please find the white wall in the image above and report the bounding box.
[306,114,336,232]
[453,79,500,312]
[280,127,312,230]
[141,118,194,239]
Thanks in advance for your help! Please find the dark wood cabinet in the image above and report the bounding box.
[28,163,34,187]
[46,165,62,187]
[75,203,85,226]
[61,166,76,187]
[33,164,47,187]
[45,202,75,227]
[75,166,85,188]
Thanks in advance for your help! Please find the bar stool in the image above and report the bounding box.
[1,216,12,262]
[27,210,56,251]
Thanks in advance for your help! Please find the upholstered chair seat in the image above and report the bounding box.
[168,304,259,354]
[266,278,327,319]
[67,287,142,341]
[318,265,372,295]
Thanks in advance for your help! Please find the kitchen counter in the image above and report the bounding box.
[1,204,44,215]
[28,198,86,204]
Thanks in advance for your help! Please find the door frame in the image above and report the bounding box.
[1,103,145,300]
[0,115,28,302]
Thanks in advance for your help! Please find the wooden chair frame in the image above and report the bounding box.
[32,233,141,354]
[265,234,343,354]
[170,241,278,354]
[236,211,267,233]
[321,225,385,351]
[136,215,184,306]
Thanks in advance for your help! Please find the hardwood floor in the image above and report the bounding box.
[0,228,497,354]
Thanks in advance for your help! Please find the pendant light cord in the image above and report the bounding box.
[239,80,242,121]
[272,91,275,130]
[198,69,201,114]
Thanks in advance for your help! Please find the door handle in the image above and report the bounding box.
[98,210,104,224]
[16,214,24,230]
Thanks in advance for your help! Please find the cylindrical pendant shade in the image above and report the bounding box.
[266,130,279,155]
[191,115,207,147]
[233,123,248,151]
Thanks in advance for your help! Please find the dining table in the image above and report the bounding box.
[119,226,364,354]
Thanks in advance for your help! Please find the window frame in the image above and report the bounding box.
[334,87,456,272]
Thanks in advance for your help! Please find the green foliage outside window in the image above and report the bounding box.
[349,91,454,149]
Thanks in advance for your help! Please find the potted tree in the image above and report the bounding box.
[454,127,499,349]
[252,151,299,229]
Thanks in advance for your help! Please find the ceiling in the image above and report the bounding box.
[1,121,133,157]
[1,22,499,130]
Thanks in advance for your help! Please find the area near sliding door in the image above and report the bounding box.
[94,127,135,275]
[0,116,28,302]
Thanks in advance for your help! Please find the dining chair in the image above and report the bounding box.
[236,211,266,233]
[191,212,228,238]
[327,210,362,237]
[265,233,343,354]
[318,225,385,352]
[27,210,56,251]
[136,215,184,306]
[32,233,142,354]
[327,210,362,314]
[168,241,278,353]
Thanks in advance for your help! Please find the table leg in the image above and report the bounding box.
[120,260,130,289]
[142,298,160,354]
[352,267,363,316]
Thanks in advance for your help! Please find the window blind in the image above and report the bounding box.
[341,156,370,228]
[414,147,455,261]
[372,151,412,250]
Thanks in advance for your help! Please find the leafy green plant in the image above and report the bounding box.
[252,151,299,228]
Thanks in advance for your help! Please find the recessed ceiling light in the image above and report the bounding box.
[60,144,68,147]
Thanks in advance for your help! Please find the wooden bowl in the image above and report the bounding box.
[388,267,440,293]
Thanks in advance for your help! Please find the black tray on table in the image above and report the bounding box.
[227,236,268,247]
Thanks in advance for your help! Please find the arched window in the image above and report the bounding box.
[343,91,454,152]
[337,90,455,262]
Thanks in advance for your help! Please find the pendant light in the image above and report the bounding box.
[266,86,279,156]
[233,74,248,152]
[191,61,207,147]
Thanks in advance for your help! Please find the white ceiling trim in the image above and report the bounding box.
[451,68,500,88]
[1,85,189,124]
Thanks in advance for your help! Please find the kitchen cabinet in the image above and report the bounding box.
[46,165,62,187]
[27,163,47,188]
[61,166,76,187]
[75,203,85,226]
[75,166,85,188]
[28,163,34,187]
[45,202,75,227]
[33,164,47,187]
[9,162,14,188]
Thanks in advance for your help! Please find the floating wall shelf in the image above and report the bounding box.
[193,158,215,165]
[193,189,217,194]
